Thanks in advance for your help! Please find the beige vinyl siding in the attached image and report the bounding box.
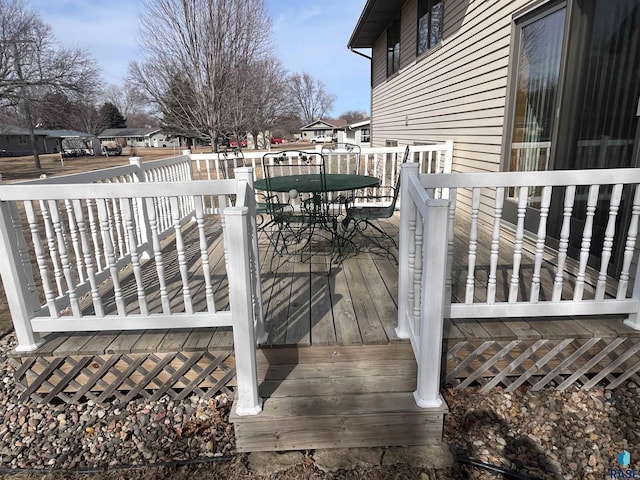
[370,0,530,180]
[372,33,387,89]
[400,0,418,70]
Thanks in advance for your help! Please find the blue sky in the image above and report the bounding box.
[32,0,371,117]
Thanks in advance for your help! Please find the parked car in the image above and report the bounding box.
[229,138,247,148]
[270,137,283,145]
[310,135,333,144]
[101,145,122,156]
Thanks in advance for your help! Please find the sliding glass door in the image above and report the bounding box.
[505,0,640,274]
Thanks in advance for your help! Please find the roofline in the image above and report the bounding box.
[347,0,405,49]
[347,0,377,49]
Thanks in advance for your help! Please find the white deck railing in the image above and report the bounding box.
[188,142,453,183]
[0,157,264,416]
[398,163,640,407]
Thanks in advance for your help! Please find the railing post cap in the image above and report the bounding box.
[223,206,249,216]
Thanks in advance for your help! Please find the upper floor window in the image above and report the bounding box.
[417,0,443,56]
[387,18,401,77]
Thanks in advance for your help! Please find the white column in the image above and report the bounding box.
[396,162,419,338]
[0,200,43,351]
[224,205,262,416]
[414,196,449,408]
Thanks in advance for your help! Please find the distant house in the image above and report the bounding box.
[36,129,100,156]
[340,119,371,147]
[300,119,349,142]
[97,128,180,148]
[0,125,49,156]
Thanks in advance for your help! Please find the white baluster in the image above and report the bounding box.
[596,184,623,300]
[552,185,576,302]
[64,199,85,284]
[487,187,504,304]
[530,186,552,303]
[617,186,640,299]
[9,200,37,294]
[195,197,216,312]
[509,186,528,303]
[72,199,104,316]
[122,198,148,315]
[47,200,81,316]
[144,196,171,313]
[85,198,103,271]
[407,197,418,330]
[24,201,58,317]
[39,200,64,296]
[413,209,424,326]
[96,198,126,315]
[574,185,600,301]
[465,188,481,304]
[445,188,457,305]
[170,196,193,314]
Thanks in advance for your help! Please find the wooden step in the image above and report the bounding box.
[230,391,448,452]
[231,346,446,452]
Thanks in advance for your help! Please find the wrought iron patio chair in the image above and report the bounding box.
[216,147,245,179]
[261,150,331,263]
[321,142,361,217]
[341,145,410,262]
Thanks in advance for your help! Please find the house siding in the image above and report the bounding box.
[370,0,529,178]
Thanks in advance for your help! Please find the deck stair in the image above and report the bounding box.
[230,344,448,452]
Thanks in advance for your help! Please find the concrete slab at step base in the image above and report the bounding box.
[247,445,454,475]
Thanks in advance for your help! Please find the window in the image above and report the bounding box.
[18,136,27,145]
[387,18,401,77]
[361,128,370,143]
[417,0,443,56]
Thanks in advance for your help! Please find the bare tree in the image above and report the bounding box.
[0,0,101,168]
[129,0,272,151]
[339,110,368,124]
[225,57,292,149]
[287,72,336,125]
[103,81,149,123]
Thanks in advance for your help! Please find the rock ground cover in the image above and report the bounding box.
[0,327,638,479]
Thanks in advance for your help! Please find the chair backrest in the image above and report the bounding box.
[321,143,361,175]
[262,150,326,208]
[217,148,245,179]
[388,145,411,208]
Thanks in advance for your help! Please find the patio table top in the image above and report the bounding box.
[254,174,379,193]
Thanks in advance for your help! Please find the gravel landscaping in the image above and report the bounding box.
[0,327,638,479]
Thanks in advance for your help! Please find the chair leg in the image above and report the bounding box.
[349,219,398,263]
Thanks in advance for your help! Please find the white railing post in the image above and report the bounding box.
[182,150,194,181]
[396,163,420,338]
[443,140,454,173]
[223,205,262,416]
[128,157,150,251]
[235,168,267,344]
[414,197,449,408]
[624,259,640,330]
[0,199,43,351]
